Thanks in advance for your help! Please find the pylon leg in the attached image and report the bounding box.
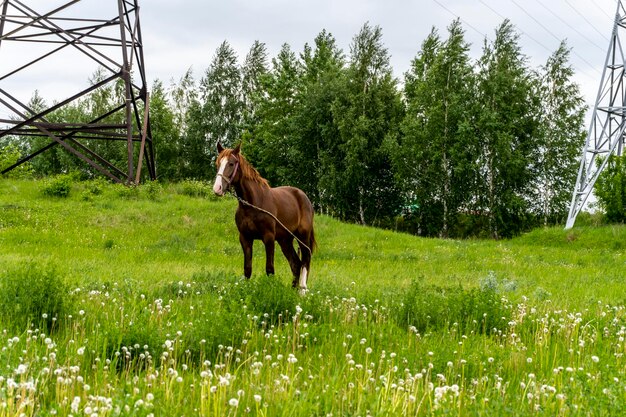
[566,0,626,229]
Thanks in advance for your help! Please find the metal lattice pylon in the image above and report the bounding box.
[566,0,626,229]
[0,0,155,184]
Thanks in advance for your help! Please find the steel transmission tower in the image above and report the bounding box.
[566,0,626,229]
[0,0,155,184]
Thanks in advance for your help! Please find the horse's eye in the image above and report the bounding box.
[229,162,234,166]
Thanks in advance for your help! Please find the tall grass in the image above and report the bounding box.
[1,178,626,415]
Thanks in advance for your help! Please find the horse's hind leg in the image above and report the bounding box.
[297,232,313,294]
[278,238,302,286]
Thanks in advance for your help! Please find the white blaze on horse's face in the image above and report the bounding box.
[213,157,229,196]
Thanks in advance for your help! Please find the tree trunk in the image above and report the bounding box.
[441,71,451,238]
[442,150,449,238]
[358,186,366,225]
[487,151,498,240]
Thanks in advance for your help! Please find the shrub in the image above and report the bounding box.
[225,275,300,325]
[0,262,71,331]
[41,174,73,198]
[84,178,109,195]
[114,183,140,199]
[184,275,301,358]
[141,181,163,201]
[177,180,214,199]
[80,178,110,201]
[396,278,510,335]
[183,297,248,360]
[192,271,301,325]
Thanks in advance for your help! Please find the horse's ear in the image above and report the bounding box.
[233,142,241,155]
[216,141,224,154]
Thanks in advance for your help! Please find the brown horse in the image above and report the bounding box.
[212,143,316,293]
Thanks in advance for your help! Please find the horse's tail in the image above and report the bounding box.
[298,227,316,258]
[309,227,317,253]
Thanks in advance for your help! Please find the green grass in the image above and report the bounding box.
[1,178,626,416]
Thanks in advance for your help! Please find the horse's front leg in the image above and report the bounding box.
[262,233,275,275]
[239,234,253,279]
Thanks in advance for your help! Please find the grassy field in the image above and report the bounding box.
[1,177,626,416]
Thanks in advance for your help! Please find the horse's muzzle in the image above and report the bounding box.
[213,180,225,196]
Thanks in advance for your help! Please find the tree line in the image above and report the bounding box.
[1,19,587,238]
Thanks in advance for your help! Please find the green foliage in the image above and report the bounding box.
[241,40,269,132]
[141,181,163,201]
[29,76,127,177]
[246,43,302,188]
[230,275,300,324]
[169,67,198,130]
[182,298,248,359]
[0,143,33,178]
[179,100,209,179]
[199,40,243,155]
[397,278,510,335]
[595,154,626,223]
[83,178,108,195]
[41,174,73,197]
[114,183,140,199]
[0,262,71,330]
[16,20,585,238]
[176,179,215,198]
[191,271,300,326]
[146,272,301,359]
[2,179,626,415]
[279,31,344,206]
[150,80,182,181]
[391,20,475,237]
[532,41,586,225]
[324,23,404,224]
[79,177,109,200]
[471,20,541,238]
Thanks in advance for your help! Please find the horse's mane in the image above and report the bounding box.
[220,149,270,189]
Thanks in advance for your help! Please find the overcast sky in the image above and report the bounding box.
[0,0,620,126]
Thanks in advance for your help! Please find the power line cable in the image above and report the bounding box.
[532,0,606,52]
[509,0,601,72]
[510,0,563,44]
[476,0,600,79]
[588,0,615,20]
[565,0,610,41]
[478,0,552,52]
[432,0,491,41]
[434,0,601,80]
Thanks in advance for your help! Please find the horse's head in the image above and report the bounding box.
[213,142,241,196]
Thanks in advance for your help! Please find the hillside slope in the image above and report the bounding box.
[1,178,625,307]
[2,178,626,416]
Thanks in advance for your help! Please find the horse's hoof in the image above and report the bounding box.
[298,287,308,296]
